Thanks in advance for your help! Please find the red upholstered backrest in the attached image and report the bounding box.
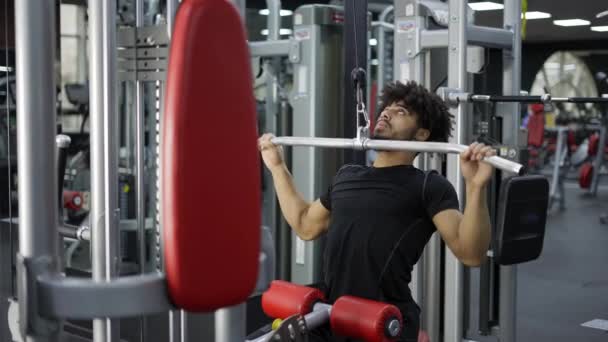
[162,0,260,312]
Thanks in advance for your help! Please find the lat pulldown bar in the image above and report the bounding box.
[443,91,608,105]
[271,136,525,175]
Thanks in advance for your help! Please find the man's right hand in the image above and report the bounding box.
[258,133,285,172]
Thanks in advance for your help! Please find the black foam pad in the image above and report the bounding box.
[493,175,549,265]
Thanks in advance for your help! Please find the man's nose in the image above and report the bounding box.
[379,110,390,121]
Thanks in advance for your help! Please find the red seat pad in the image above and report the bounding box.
[162,0,260,312]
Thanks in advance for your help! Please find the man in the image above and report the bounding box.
[258,81,494,341]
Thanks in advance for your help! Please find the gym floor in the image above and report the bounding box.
[517,181,608,341]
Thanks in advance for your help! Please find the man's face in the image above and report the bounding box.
[373,101,422,141]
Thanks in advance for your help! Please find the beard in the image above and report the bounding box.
[372,130,415,141]
[371,128,419,152]
[371,132,391,140]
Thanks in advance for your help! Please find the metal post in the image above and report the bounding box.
[76,6,88,82]
[162,2,189,341]
[407,7,432,315]
[393,0,426,86]
[265,0,281,130]
[445,0,467,341]
[89,0,120,340]
[135,0,146,283]
[424,233,441,341]
[133,1,149,342]
[263,0,281,279]
[169,311,182,342]
[215,304,246,342]
[15,0,61,340]
[167,0,180,38]
[499,1,521,341]
[549,128,566,205]
[377,6,393,94]
[393,0,427,172]
[423,151,442,342]
[589,126,606,196]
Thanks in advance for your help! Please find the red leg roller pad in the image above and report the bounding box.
[162,0,261,312]
[261,281,326,318]
[330,296,403,342]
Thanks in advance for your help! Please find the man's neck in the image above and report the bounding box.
[372,151,417,168]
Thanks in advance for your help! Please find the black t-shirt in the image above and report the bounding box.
[316,164,459,340]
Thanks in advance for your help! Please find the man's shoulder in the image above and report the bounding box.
[424,171,457,197]
[335,164,368,176]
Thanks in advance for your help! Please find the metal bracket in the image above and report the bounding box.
[17,253,173,327]
[436,87,469,107]
[418,0,449,27]
[17,254,60,338]
[37,273,173,319]
[117,25,169,81]
[248,39,301,61]
[266,315,309,342]
[289,40,301,63]
[493,145,522,163]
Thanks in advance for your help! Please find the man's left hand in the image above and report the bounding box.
[460,142,496,188]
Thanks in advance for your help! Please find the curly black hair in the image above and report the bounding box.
[377,81,454,142]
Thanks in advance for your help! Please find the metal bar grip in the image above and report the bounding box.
[271,136,525,175]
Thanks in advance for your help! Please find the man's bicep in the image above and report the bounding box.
[424,175,459,217]
[304,199,331,234]
[433,209,463,257]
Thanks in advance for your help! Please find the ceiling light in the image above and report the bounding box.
[369,38,378,46]
[259,9,293,16]
[468,2,504,11]
[553,19,590,27]
[260,28,293,36]
[522,11,551,20]
[591,26,608,32]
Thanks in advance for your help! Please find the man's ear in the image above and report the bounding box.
[415,128,430,141]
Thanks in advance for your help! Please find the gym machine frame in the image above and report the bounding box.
[383,0,525,341]
[15,2,177,342]
[15,2,261,342]
[443,92,608,208]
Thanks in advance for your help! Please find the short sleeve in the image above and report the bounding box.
[319,165,353,211]
[320,184,332,210]
[423,173,460,219]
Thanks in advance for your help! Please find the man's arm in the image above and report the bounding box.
[433,142,495,267]
[270,165,331,240]
[433,183,491,266]
[259,134,331,240]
